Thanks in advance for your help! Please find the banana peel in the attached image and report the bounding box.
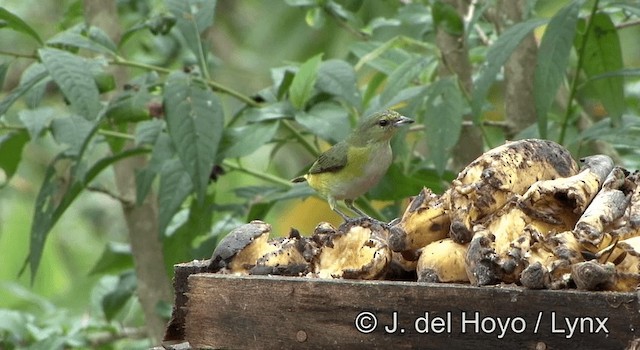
[449,139,578,243]
[417,238,468,283]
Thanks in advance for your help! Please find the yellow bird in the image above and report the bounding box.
[293,110,414,220]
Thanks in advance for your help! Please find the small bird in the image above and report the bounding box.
[292,110,414,220]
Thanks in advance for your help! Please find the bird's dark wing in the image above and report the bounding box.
[308,141,348,174]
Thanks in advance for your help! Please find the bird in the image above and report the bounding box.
[292,110,414,220]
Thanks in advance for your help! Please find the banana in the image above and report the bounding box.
[417,238,469,283]
[465,199,571,285]
[519,155,614,226]
[312,218,392,279]
[574,167,633,247]
[449,139,578,243]
[389,188,450,252]
[208,221,312,275]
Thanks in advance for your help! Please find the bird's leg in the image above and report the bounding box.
[345,199,371,218]
[329,196,352,221]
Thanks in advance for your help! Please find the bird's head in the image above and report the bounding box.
[351,110,414,145]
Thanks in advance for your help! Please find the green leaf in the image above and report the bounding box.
[163,194,214,271]
[220,121,280,158]
[158,158,193,235]
[294,102,351,142]
[366,85,429,114]
[25,146,146,281]
[316,59,361,107]
[135,119,165,147]
[38,48,102,120]
[0,64,48,116]
[136,133,174,205]
[18,107,56,139]
[105,91,150,124]
[242,102,295,123]
[102,270,137,321]
[579,115,640,148]
[164,71,223,204]
[0,61,8,88]
[380,56,430,107]
[50,115,95,156]
[0,130,29,188]
[165,0,217,59]
[0,7,43,44]
[472,18,547,119]
[47,25,116,55]
[425,77,464,174]
[368,163,429,200]
[305,7,326,28]
[534,0,581,138]
[89,242,133,275]
[432,0,464,36]
[578,13,625,126]
[289,53,323,109]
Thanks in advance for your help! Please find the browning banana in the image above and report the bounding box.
[449,139,578,243]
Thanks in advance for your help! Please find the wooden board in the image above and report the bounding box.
[172,268,640,349]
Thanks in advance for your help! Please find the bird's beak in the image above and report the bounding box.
[394,116,415,127]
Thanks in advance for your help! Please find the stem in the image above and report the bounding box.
[223,159,293,188]
[0,50,38,59]
[111,56,260,107]
[559,0,600,144]
[98,129,135,140]
[282,120,320,157]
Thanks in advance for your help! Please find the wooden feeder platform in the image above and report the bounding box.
[158,260,640,349]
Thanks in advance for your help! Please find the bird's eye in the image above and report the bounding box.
[378,119,390,127]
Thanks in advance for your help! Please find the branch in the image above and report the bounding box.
[87,184,135,207]
[559,0,601,144]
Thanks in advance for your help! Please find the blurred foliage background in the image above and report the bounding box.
[0,0,639,348]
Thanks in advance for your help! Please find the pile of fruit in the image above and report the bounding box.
[208,139,640,292]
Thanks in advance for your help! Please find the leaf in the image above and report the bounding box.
[165,0,217,58]
[0,7,43,44]
[163,71,223,204]
[316,59,361,107]
[425,77,464,174]
[578,13,625,126]
[50,115,95,156]
[25,147,146,281]
[135,119,165,147]
[289,53,323,109]
[368,163,429,200]
[38,48,102,120]
[294,102,351,142]
[89,242,133,275]
[472,18,547,118]
[47,25,115,55]
[18,107,56,139]
[102,270,137,321]
[0,64,49,116]
[305,7,326,28]
[0,130,29,188]
[242,102,295,123]
[366,85,429,115]
[534,0,581,138]
[136,133,173,205]
[158,158,193,235]
[431,0,464,36]
[0,61,8,88]
[379,56,430,107]
[220,121,280,158]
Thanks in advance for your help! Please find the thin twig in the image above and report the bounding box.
[87,184,135,207]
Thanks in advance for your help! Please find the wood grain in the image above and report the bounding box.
[181,272,640,349]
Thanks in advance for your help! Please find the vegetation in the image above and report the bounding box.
[0,0,638,348]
